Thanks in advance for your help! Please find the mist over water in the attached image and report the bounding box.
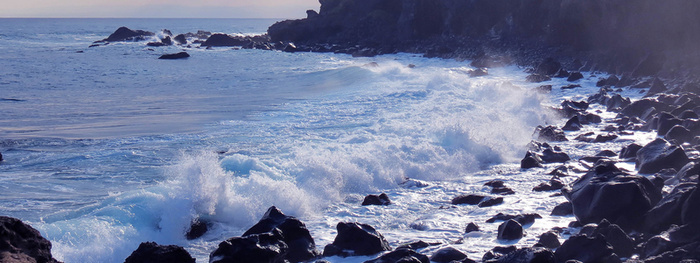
[0,19,560,262]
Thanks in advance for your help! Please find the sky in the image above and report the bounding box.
[0,0,320,19]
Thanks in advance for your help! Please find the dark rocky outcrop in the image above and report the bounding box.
[242,206,319,262]
[636,138,690,174]
[563,161,662,230]
[451,194,485,205]
[497,219,523,240]
[554,234,619,263]
[98,27,154,42]
[0,216,61,263]
[323,222,391,257]
[185,218,208,240]
[429,247,470,263]
[535,126,568,142]
[477,197,504,207]
[362,193,391,206]
[124,242,195,263]
[158,52,190,60]
[201,34,270,47]
[364,248,429,263]
[209,230,288,263]
[483,247,555,263]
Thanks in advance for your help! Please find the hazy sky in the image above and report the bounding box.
[0,0,320,18]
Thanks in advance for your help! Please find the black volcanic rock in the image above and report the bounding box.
[538,231,561,249]
[619,143,643,160]
[563,161,661,230]
[242,206,319,262]
[0,216,61,263]
[551,202,573,216]
[497,219,523,240]
[323,222,390,257]
[536,125,568,142]
[124,242,195,263]
[465,222,480,233]
[210,230,288,263]
[362,193,391,206]
[567,72,584,82]
[185,218,207,240]
[636,138,690,174]
[430,247,469,263]
[158,52,190,60]
[451,194,486,205]
[478,197,504,207]
[486,247,555,263]
[174,34,187,44]
[101,27,154,42]
[554,234,619,263]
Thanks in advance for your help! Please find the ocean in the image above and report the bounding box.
[0,18,653,262]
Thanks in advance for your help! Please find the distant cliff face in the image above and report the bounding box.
[269,0,700,76]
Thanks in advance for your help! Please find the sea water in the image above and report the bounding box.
[0,18,654,262]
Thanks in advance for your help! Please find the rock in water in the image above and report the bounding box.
[536,125,568,142]
[209,230,288,263]
[465,222,480,233]
[555,234,619,263]
[563,161,661,230]
[185,218,207,240]
[636,138,689,174]
[451,194,486,205]
[159,52,190,59]
[643,183,697,234]
[362,193,391,205]
[101,27,154,42]
[124,242,195,263]
[489,247,555,263]
[497,219,523,240]
[242,206,319,262]
[364,248,430,263]
[323,222,390,257]
[429,247,469,263]
[0,216,61,263]
[538,231,561,249]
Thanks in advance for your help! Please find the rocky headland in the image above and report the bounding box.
[7,0,700,262]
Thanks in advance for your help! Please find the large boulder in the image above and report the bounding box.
[124,242,195,263]
[636,138,690,174]
[323,222,391,257]
[643,183,697,234]
[242,206,319,262]
[210,231,288,263]
[0,216,61,263]
[100,27,154,42]
[563,161,662,230]
[430,247,470,263]
[497,219,523,240]
[202,34,253,47]
[593,220,635,258]
[362,193,392,206]
[554,234,619,263]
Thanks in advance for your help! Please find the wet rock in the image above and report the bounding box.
[485,180,515,195]
[666,125,693,143]
[597,75,620,87]
[551,202,573,216]
[621,98,664,119]
[593,134,618,143]
[657,112,683,136]
[554,234,619,263]
[541,148,571,163]
[0,216,61,263]
[596,150,617,157]
[485,247,555,263]
[451,194,486,205]
[243,206,319,262]
[124,242,195,263]
[323,222,390,257]
[497,219,523,240]
[561,84,582,90]
[396,240,430,250]
[362,193,391,206]
[619,143,643,160]
[636,138,690,174]
[430,247,469,263]
[185,218,208,240]
[521,152,543,169]
[567,72,584,82]
[579,113,602,124]
[364,248,429,263]
[159,52,190,59]
[681,185,700,225]
[468,68,488,77]
[465,223,480,233]
[563,161,662,230]
[605,94,631,112]
[593,219,635,258]
[533,178,565,192]
[535,58,562,76]
[535,85,552,93]
[526,74,551,83]
[539,231,561,249]
[673,162,700,184]
[478,197,504,207]
[536,125,568,142]
[482,246,517,262]
[561,100,589,117]
[562,116,582,131]
[210,230,288,263]
[202,33,251,47]
[100,26,154,42]
[646,78,668,97]
[486,213,541,225]
[174,34,187,44]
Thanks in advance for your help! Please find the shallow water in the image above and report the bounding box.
[0,18,654,262]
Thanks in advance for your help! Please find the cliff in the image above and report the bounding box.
[268,0,700,79]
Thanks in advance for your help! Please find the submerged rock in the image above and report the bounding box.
[124,242,195,263]
[158,52,190,59]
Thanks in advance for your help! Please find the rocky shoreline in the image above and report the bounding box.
[5,1,700,261]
